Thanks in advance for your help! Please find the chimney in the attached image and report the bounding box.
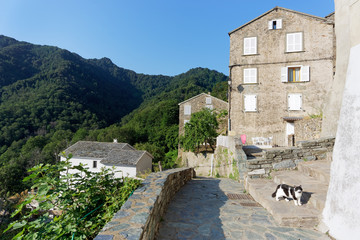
[113,139,118,143]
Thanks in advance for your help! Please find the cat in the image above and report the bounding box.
[271,184,303,206]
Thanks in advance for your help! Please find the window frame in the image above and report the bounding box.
[243,68,258,84]
[243,37,257,55]
[205,97,212,105]
[184,105,191,115]
[288,93,302,111]
[281,65,310,83]
[244,94,257,112]
[268,19,282,30]
[286,32,303,52]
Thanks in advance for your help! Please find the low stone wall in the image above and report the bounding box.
[246,137,335,177]
[95,167,195,240]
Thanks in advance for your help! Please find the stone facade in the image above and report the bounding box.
[294,117,322,142]
[228,7,335,147]
[178,93,228,136]
[95,167,195,240]
[246,137,335,177]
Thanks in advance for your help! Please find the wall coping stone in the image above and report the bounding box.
[95,167,195,240]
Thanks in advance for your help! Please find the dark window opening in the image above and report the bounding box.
[93,161,97,168]
[272,21,277,29]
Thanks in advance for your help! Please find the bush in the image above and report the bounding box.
[4,154,141,239]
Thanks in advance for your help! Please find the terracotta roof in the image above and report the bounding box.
[229,6,333,35]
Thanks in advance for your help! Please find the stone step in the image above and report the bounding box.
[297,160,331,184]
[271,171,328,211]
[245,177,321,228]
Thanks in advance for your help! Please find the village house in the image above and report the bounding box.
[61,140,153,178]
[178,92,228,136]
[228,7,335,146]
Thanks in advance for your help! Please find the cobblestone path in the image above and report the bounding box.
[156,177,329,240]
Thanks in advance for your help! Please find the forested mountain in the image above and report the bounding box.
[0,35,228,196]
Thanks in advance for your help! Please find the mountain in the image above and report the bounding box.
[0,35,228,196]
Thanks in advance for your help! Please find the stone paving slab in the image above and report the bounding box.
[156,177,329,240]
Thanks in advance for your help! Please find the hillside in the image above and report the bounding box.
[0,35,228,196]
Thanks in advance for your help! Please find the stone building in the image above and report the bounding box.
[228,7,335,146]
[178,93,228,136]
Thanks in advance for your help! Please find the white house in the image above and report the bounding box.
[61,141,153,178]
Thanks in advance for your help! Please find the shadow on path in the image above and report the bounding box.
[156,177,227,239]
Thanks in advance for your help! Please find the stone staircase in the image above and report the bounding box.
[245,160,330,228]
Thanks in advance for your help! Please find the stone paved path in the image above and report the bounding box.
[156,177,329,240]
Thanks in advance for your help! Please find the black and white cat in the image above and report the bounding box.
[271,184,303,206]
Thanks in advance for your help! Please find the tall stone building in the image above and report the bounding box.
[228,7,335,146]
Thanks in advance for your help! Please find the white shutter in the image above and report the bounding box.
[252,37,257,54]
[281,67,288,82]
[244,38,250,55]
[294,33,303,51]
[268,21,273,30]
[244,37,257,55]
[287,34,294,52]
[244,95,257,112]
[288,94,302,110]
[184,105,191,115]
[206,97,212,104]
[277,19,282,29]
[301,65,310,82]
[184,120,190,125]
[244,68,257,83]
[287,33,302,52]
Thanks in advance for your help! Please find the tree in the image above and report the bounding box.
[180,108,219,153]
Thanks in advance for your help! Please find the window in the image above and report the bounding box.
[184,120,190,125]
[281,66,309,82]
[286,32,303,52]
[206,105,213,110]
[288,93,302,110]
[206,97,212,104]
[268,19,282,30]
[93,161,97,168]
[243,68,257,83]
[244,37,257,55]
[184,105,191,115]
[244,94,257,112]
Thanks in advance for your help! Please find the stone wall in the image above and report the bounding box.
[246,137,335,177]
[95,167,195,240]
[294,117,322,142]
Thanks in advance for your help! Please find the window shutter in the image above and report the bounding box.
[252,37,257,54]
[287,34,294,52]
[301,66,310,82]
[244,37,257,55]
[206,97,212,104]
[244,68,257,83]
[244,38,250,55]
[294,33,303,51]
[281,67,288,82]
[244,95,257,112]
[184,105,191,115]
[268,21,273,30]
[288,94,302,110]
[277,19,282,29]
[184,120,190,125]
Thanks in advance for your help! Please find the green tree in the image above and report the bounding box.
[180,108,219,153]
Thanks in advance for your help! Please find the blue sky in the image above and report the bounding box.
[0,0,334,76]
